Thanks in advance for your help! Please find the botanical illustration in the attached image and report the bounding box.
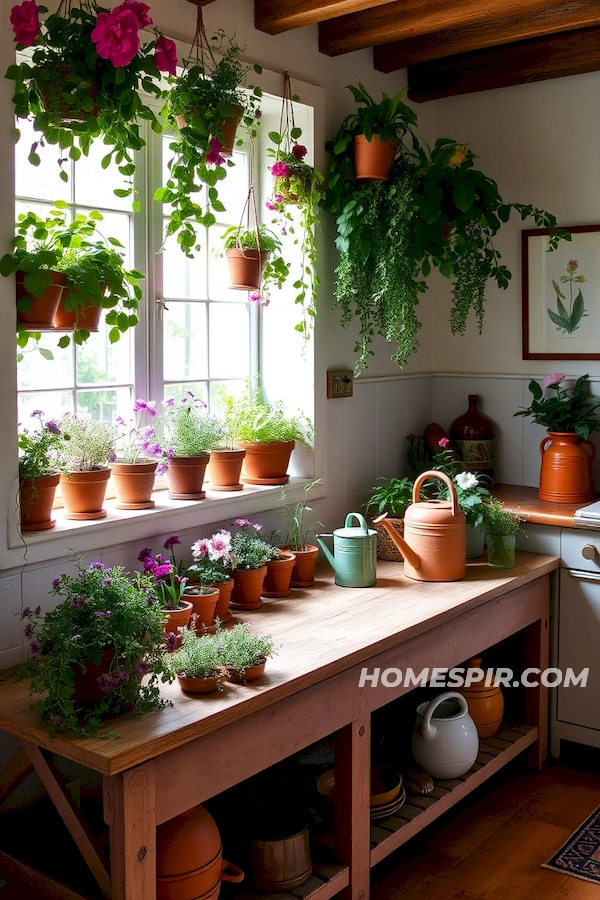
[548,259,587,334]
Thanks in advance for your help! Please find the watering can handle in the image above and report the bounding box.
[344,512,369,533]
[413,470,459,516]
[421,691,469,740]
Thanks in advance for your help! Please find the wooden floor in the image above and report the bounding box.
[371,751,600,900]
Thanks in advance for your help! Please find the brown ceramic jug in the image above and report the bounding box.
[374,471,466,582]
[539,432,596,503]
[456,656,504,738]
[450,394,495,482]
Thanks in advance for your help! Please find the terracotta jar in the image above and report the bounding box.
[282,544,319,587]
[111,460,157,510]
[225,249,268,291]
[539,432,595,503]
[156,804,243,900]
[16,270,65,329]
[184,587,220,633]
[456,657,504,738]
[19,473,60,531]
[167,455,210,500]
[353,135,397,181]
[237,440,295,485]
[230,566,267,611]
[60,468,111,520]
[207,448,246,492]
[262,551,296,598]
[449,395,496,482]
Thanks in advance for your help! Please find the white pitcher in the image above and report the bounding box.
[412,692,479,779]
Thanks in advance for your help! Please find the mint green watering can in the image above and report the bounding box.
[317,513,377,587]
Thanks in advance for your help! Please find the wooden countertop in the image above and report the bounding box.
[0,552,558,776]
[493,484,600,530]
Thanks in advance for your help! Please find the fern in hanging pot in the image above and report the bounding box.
[156,23,262,256]
[6,0,174,198]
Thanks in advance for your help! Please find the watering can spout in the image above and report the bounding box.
[316,534,335,569]
[373,513,421,570]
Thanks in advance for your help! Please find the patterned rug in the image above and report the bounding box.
[543,806,600,884]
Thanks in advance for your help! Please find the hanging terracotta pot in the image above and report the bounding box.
[230,566,268,611]
[167,454,210,500]
[213,578,233,624]
[207,448,246,491]
[110,460,157,510]
[225,249,268,291]
[539,432,596,503]
[53,285,106,332]
[281,544,319,588]
[176,104,243,157]
[162,600,194,640]
[156,804,244,900]
[184,587,220,633]
[236,440,295,485]
[60,468,111,520]
[16,270,65,330]
[19,473,60,532]
[262,551,296,598]
[353,135,398,181]
[228,658,267,684]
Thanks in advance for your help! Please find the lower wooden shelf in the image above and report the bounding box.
[231,862,349,900]
[369,723,537,866]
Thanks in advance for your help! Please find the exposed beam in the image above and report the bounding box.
[319,0,600,57]
[254,0,397,35]
[406,26,600,102]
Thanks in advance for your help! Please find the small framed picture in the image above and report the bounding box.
[522,224,600,360]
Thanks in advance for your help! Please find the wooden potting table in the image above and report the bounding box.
[0,552,557,900]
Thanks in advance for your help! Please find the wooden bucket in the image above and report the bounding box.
[251,825,312,892]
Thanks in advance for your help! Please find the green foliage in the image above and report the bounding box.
[221,225,290,305]
[58,414,116,472]
[18,410,63,479]
[163,624,228,681]
[514,374,600,439]
[483,498,523,537]
[6,3,164,198]
[157,30,262,255]
[364,476,413,519]
[16,557,172,735]
[219,622,276,676]
[231,520,280,570]
[220,386,313,447]
[279,478,323,551]
[159,392,227,456]
[548,260,587,334]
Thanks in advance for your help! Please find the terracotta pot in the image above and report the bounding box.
[167,454,210,500]
[207,448,246,491]
[225,249,269,291]
[230,566,267,611]
[111,460,157,510]
[228,658,266,684]
[16,270,65,329]
[176,673,226,695]
[176,105,243,157]
[456,656,504,738]
[539,432,596,503]
[213,578,233,624]
[53,285,105,332]
[184,587,220,633]
[162,600,194,638]
[156,804,244,900]
[353,134,398,181]
[72,649,115,705]
[236,440,295,485]
[19,473,60,532]
[60,468,111,520]
[282,544,319,587]
[251,825,312,892]
[262,551,296,598]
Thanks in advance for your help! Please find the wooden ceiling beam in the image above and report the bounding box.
[254,0,397,35]
[319,0,600,57]
[373,1,600,71]
[406,25,600,102]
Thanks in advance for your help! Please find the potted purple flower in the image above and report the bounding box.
[111,399,159,510]
[18,410,63,532]
[138,537,193,639]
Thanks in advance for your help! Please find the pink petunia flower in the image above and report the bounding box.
[118,0,152,28]
[155,35,178,76]
[206,137,225,166]
[10,0,40,46]
[542,372,565,389]
[271,161,289,178]
[438,437,450,447]
[91,8,140,68]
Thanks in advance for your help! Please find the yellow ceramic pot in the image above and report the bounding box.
[456,656,504,738]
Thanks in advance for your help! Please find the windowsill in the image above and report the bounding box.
[5,477,325,570]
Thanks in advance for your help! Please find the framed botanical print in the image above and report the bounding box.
[522,224,600,360]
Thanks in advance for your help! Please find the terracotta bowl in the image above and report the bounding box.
[317,764,402,808]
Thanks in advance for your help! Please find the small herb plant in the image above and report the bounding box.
[220,622,276,678]
[221,225,290,306]
[279,478,323,551]
[231,518,280,570]
[364,476,414,520]
[138,538,188,610]
[163,623,228,683]
[188,530,236,587]
[153,392,227,464]
[514,372,600,439]
[483,498,523,537]
[18,410,62,479]
[58,414,116,472]
[220,386,313,447]
[17,557,171,735]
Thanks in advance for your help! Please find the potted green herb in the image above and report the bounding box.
[229,519,280,611]
[6,0,172,198]
[18,409,63,532]
[483,498,523,569]
[17,556,171,735]
[220,224,290,305]
[57,414,116,520]
[156,28,262,256]
[163,623,229,695]
[188,529,237,625]
[138,540,193,637]
[220,622,276,683]
[279,478,323,586]
[364,476,414,561]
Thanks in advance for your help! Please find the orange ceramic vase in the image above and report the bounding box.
[60,468,111,520]
[262,551,296,598]
[456,657,504,738]
[353,135,398,181]
[539,432,596,503]
[207,448,246,491]
[230,566,267,611]
[19,473,60,531]
[237,440,295,485]
[167,455,210,500]
[111,460,157,509]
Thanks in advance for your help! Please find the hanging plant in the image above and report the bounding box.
[6,0,174,200]
[155,16,262,257]
[326,84,570,375]
[265,72,325,337]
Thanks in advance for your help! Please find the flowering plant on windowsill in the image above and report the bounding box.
[6,0,176,198]
[514,372,600,440]
[140,392,227,472]
[138,536,189,610]
[57,413,116,473]
[18,410,63,480]
[187,530,237,590]
[113,399,159,465]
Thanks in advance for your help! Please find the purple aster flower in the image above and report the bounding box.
[102,577,112,587]
[31,409,43,417]
[115,415,126,426]
[164,397,175,407]
[164,536,181,549]
[134,660,152,676]
[22,606,31,618]
[24,622,33,638]
[89,562,105,569]
[30,640,41,659]
[133,399,149,412]
[44,420,60,435]
[52,577,61,589]
[157,461,169,475]
[164,631,178,653]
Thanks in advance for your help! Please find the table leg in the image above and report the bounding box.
[334,716,371,900]
[0,746,33,807]
[103,761,156,900]
[524,605,550,771]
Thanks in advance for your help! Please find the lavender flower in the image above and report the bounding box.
[164,536,181,550]
[164,631,179,653]
[30,640,41,659]
[22,606,31,618]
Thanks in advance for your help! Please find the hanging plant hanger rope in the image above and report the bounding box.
[236,185,262,257]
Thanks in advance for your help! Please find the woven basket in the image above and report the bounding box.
[375,518,404,561]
